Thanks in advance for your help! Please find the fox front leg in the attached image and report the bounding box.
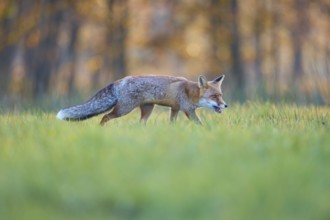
[139,104,154,124]
[170,109,179,123]
[184,110,202,125]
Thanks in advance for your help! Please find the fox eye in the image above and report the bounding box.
[210,94,219,99]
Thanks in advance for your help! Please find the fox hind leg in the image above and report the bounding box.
[100,110,119,126]
[100,104,136,125]
[139,104,154,124]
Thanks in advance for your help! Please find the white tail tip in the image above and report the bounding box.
[56,110,66,120]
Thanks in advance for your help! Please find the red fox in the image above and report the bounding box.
[56,75,227,125]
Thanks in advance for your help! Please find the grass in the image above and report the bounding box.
[0,102,329,220]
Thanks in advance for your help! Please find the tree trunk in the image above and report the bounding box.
[230,0,245,100]
[104,0,128,81]
[0,6,16,97]
[291,0,309,81]
[289,0,309,102]
[254,0,263,84]
[66,14,79,96]
[57,5,80,96]
[270,0,281,101]
[24,0,64,100]
[209,0,223,76]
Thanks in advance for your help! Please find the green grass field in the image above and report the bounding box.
[0,102,329,220]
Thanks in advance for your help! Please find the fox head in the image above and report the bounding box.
[197,75,227,113]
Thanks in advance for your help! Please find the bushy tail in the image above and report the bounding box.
[56,83,117,121]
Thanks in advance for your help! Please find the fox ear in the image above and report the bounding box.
[198,75,208,88]
[211,75,225,86]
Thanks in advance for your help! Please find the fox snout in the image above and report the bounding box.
[215,97,227,109]
[198,97,227,114]
[211,95,227,113]
[212,102,227,113]
[219,104,228,109]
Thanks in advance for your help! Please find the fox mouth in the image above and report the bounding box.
[213,105,222,113]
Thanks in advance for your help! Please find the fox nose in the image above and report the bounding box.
[225,104,228,108]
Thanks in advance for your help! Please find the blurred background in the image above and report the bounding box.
[0,0,329,109]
